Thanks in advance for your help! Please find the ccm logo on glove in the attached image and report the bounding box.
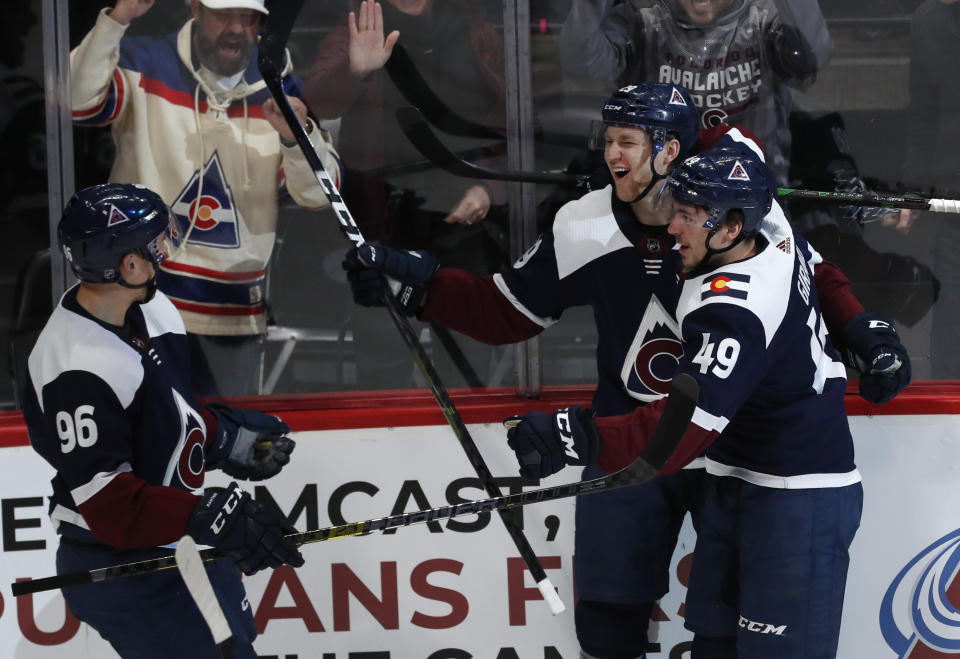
[211,488,242,534]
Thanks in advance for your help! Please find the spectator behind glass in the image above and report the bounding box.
[903,0,960,377]
[69,0,341,396]
[304,0,509,388]
[558,0,832,175]
[559,0,938,332]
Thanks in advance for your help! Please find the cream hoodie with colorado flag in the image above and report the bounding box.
[70,8,341,335]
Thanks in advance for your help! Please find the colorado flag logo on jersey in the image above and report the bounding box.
[880,528,960,657]
[702,272,750,301]
[171,150,241,249]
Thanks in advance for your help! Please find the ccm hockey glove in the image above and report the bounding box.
[187,482,303,576]
[841,311,911,404]
[503,405,599,480]
[342,243,439,315]
[205,403,294,481]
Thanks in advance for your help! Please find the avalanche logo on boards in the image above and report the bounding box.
[880,528,960,657]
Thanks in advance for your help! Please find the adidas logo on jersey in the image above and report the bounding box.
[776,237,791,254]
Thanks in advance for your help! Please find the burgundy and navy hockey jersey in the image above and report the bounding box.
[422,133,859,418]
[597,216,859,488]
[420,131,863,483]
[22,288,206,548]
[490,187,684,416]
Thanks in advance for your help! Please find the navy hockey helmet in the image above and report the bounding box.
[58,183,181,284]
[601,83,700,157]
[665,146,774,235]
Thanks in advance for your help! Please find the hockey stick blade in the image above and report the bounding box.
[12,374,698,598]
[258,1,564,614]
[396,106,586,186]
[385,44,505,140]
[176,536,234,659]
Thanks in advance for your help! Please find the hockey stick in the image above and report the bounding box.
[775,188,960,213]
[399,109,960,212]
[396,106,587,185]
[176,535,234,659]
[12,374,698,597]
[257,0,564,614]
[384,45,584,148]
[384,43,506,140]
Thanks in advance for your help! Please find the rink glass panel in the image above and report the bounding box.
[18,0,945,408]
[1,0,50,409]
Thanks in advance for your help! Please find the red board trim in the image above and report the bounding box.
[2,381,959,448]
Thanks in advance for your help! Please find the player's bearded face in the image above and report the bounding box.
[604,126,656,203]
[194,8,259,76]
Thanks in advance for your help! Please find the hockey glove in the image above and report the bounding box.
[205,402,294,481]
[841,311,911,405]
[187,482,304,576]
[342,243,439,316]
[503,406,600,480]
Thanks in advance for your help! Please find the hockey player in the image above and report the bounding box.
[343,83,909,658]
[506,146,867,658]
[22,184,304,659]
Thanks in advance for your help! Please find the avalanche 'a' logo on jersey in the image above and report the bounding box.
[171,150,241,249]
[163,389,207,492]
[621,295,683,401]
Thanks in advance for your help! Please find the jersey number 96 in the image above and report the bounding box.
[57,405,99,453]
